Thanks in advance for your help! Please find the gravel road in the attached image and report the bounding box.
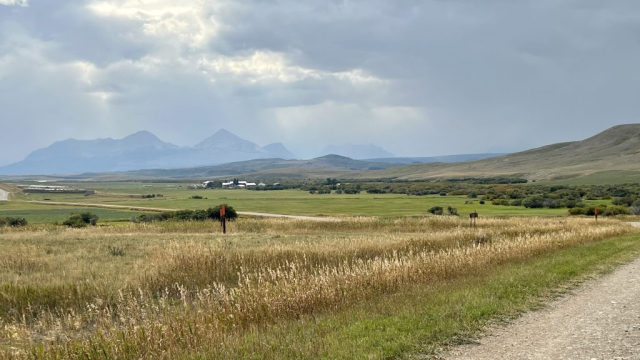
[446,245,640,359]
[0,188,8,201]
[237,211,341,222]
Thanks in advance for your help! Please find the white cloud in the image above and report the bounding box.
[87,0,219,49]
[0,0,28,7]
[2,0,640,165]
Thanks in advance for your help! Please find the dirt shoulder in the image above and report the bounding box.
[445,251,640,359]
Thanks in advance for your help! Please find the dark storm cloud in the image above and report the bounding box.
[1,0,639,164]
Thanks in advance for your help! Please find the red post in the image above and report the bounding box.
[220,205,227,234]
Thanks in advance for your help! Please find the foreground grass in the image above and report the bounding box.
[226,233,640,359]
[0,217,637,359]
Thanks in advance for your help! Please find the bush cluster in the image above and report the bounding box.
[135,205,238,223]
[0,217,28,227]
[568,205,629,217]
[141,194,163,199]
[63,212,99,228]
[427,206,458,216]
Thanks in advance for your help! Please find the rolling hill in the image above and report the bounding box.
[374,124,640,181]
[365,153,506,164]
[125,155,403,179]
[322,144,394,159]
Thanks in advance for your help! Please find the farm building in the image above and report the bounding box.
[222,181,256,189]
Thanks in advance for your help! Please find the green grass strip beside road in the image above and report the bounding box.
[204,233,640,359]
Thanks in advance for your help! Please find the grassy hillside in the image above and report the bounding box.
[373,124,640,181]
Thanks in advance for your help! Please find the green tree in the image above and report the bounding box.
[207,205,238,221]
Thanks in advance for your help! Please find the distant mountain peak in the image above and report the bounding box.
[194,129,263,153]
[123,130,162,143]
[263,143,296,159]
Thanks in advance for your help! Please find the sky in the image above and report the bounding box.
[1,0,639,165]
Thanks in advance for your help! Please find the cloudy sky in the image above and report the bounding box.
[1,0,639,164]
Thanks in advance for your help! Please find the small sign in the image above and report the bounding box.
[220,205,227,234]
[470,211,478,227]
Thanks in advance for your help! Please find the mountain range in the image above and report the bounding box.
[112,124,640,182]
[0,130,297,175]
[4,124,636,180]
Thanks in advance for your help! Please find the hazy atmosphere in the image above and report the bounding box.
[3,3,640,359]
[1,0,640,165]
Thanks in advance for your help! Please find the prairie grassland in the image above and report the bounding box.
[17,187,573,218]
[0,217,637,359]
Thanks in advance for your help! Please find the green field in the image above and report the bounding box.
[0,201,143,223]
[3,181,587,222]
[544,170,640,185]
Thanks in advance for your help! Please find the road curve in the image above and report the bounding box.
[24,200,341,222]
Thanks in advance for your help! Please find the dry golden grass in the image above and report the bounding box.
[0,216,636,359]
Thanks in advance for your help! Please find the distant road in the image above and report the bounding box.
[236,211,341,222]
[0,187,9,201]
[25,200,341,221]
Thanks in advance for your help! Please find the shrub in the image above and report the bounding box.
[175,210,196,221]
[447,206,458,216]
[206,205,238,221]
[568,208,587,216]
[612,197,635,207]
[568,206,627,217]
[191,195,204,200]
[523,196,545,209]
[135,205,238,223]
[108,246,125,257]
[479,200,485,205]
[0,217,28,227]
[510,199,523,206]
[602,206,630,216]
[63,212,99,228]
[428,206,444,215]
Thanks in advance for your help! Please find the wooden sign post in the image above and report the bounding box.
[220,205,227,234]
[470,211,478,227]
[594,208,598,222]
